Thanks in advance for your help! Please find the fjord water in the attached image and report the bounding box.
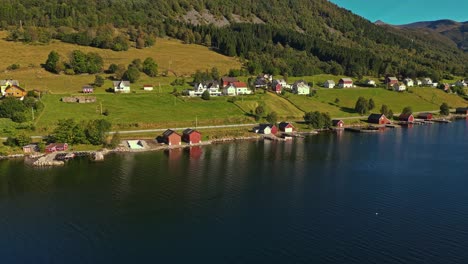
[1,121,468,263]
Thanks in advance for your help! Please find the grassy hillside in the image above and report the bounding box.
[0,31,241,93]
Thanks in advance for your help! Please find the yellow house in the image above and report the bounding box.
[5,85,27,99]
[0,79,20,96]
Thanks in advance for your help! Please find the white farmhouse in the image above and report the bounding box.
[292,80,310,95]
[403,78,414,87]
[113,80,131,93]
[324,80,335,88]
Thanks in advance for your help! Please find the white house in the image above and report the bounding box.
[338,78,353,88]
[393,83,406,92]
[324,80,335,88]
[403,78,414,87]
[292,81,310,95]
[422,78,433,86]
[365,79,376,87]
[190,81,221,97]
[432,82,439,88]
[273,79,291,89]
[222,84,236,96]
[414,79,422,86]
[222,82,251,96]
[113,81,131,93]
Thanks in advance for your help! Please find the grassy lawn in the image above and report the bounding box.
[34,93,251,133]
[285,87,467,117]
[234,92,304,119]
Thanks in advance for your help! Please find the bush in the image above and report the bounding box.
[7,64,20,70]
[440,103,450,115]
[201,90,210,100]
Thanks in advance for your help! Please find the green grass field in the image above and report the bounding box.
[34,93,251,133]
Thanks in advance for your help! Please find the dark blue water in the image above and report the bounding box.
[1,120,468,263]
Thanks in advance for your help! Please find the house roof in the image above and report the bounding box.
[340,78,353,83]
[417,112,433,117]
[325,80,335,84]
[46,143,68,148]
[368,113,385,121]
[399,113,413,120]
[232,81,247,88]
[5,85,25,92]
[0,79,19,86]
[113,80,130,87]
[332,119,343,126]
[387,77,398,81]
[183,128,200,135]
[404,78,413,81]
[278,122,293,130]
[163,129,180,137]
[258,124,275,130]
[143,84,153,87]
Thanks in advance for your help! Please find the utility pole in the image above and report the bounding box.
[31,107,34,121]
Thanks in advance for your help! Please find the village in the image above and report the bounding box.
[1,74,468,166]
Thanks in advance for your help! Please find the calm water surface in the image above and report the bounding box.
[1,120,468,263]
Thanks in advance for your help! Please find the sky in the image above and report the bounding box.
[329,0,468,25]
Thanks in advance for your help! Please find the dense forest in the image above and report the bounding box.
[0,0,466,78]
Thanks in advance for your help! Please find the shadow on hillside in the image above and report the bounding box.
[340,107,356,114]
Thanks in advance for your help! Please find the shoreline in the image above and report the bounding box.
[1,117,465,166]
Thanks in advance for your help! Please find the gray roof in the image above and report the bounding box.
[113,80,130,87]
[0,79,19,86]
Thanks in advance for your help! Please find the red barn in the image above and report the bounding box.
[278,122,294,132]
[417,113,433,120]
[332,119,344,128]
[162,130,181,146]
[385,76,398,85]
[182,129,202,144]
[272,83,282,94]
[368,114,391,125]
[45,143,68,153]
[399,114,415,123]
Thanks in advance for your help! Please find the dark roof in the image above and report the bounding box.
[183,128,200,135]
[399,114,413,120]
[278,122,293,130]
[332,119,343,126]
[258,124,275,131]
[456,107,468,112]
[368,113,385,121]
[113,80,130,87]
[163,129,180,137]
[417,112,433,117]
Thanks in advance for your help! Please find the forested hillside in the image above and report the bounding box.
[0,0,466,79]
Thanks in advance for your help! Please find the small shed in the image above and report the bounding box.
[45,143,68,153]
[278,122,294,133]
[162,130,181,146]
[82,85,94,93]
[456,108,468,115]
[22,144,39,154]
[398,114,415,123]
[324,80,335,89]
[332,119,344,128]
[368,114,391,125]
[182,129,202,144]
[256,124,278,135]
[417,113,433,120]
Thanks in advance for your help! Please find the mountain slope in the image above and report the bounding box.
[0,0,466,78]
[396,20,468,52]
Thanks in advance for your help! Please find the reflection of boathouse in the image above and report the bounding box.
[187,146,203,159]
